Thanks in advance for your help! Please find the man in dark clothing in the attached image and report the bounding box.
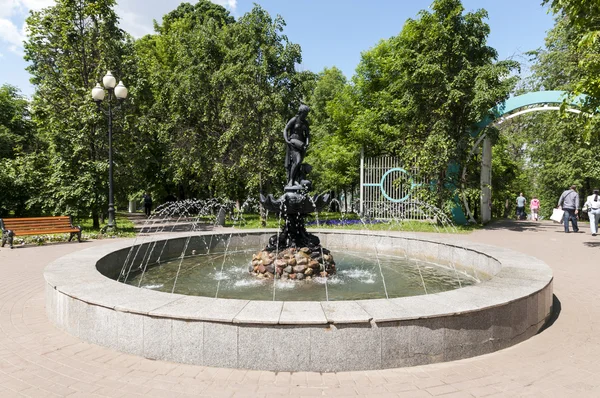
[558,185,579,233]
[143,192,153,217]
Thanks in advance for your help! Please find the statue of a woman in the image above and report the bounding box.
[283,105,310,189]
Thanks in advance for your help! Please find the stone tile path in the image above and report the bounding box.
[0,220,599,397]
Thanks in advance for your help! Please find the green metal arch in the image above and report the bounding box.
[473,90,588,136]
[453,90,588,224]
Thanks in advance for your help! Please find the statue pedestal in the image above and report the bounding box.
[250,246,336,280]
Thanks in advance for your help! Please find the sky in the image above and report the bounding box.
[0,0,556,98]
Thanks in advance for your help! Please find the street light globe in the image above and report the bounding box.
[103,71,117,89]
[91,83,105,101]
[114,81,128,99]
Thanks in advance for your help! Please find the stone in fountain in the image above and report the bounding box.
[255,105,336,280]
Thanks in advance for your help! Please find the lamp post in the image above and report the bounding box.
[91,71,128,230]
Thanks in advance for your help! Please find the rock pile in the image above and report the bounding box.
[249,246,336,280]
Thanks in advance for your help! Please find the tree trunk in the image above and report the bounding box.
[92,211,100,229]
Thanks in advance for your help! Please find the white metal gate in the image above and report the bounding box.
[359,150,432,220]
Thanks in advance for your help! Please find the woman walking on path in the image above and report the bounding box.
[530,196,540,221]
[584,188,600,236]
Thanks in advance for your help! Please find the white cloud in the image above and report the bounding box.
[0,0,238,54]
[0,18,25,48]
[117,0,238,38]
[0,0,20,18]
[21,0,54,9]
[0,0,54,18]
[116,7,154,38]
[212,0,237,10]
[0,0,53,54]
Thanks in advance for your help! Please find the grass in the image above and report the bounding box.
[222,212,478,234]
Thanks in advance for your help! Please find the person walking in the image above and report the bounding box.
[142,192,153,217]
[557,185,579,233]
[530,196,540,221]
[516,192,527,220]
[584,188,600,236]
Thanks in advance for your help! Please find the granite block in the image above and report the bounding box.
[237,325,276,370]
[390,296,454,319]
[310,323,381,371]
[272,326,314,371]
[357,299,420,322]
[197,298,248,322]
[148,295,216,319]
[526,293,539,330]
[237,324,315,371]
[63,295,84,337]
[234,301,282,324]
[172,319,203,365]
[116,311,144,357]
[444,311,493,349]
[409,317,445,364]
[320,301,371,324]
[113,288,184,315]
[437,244,453,267]
[143,315,172,360]
[203,322,238,368]
[79,304,118,349]
[279,301,327,325]
[452,247,474,269]
[380,321,412,368]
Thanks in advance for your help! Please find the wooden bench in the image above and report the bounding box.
[0,216,82,249]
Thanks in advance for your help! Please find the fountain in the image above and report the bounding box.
[256,105,336,280]
[43,104,554,372]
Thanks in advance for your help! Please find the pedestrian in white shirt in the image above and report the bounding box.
[584,188,600,236]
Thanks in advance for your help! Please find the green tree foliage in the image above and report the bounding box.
[24,0,129,227]
[0,85,35,159]
[306,67,359,201]
[485,2,600,221]
[527,17,581,92]
[351,0,518,209]
[0,85,46,216]
[127,2,308,201]
[542,0,600,137]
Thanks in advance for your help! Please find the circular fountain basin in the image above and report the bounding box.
[125,249,479,301]
[44,230,553,372]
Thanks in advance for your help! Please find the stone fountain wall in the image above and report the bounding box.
[44,230,553,371]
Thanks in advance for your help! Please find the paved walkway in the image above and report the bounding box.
[0,220,599,397]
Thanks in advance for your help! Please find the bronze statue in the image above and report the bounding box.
[283,105,310,189]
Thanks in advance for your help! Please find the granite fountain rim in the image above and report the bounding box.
[43,229,553,325]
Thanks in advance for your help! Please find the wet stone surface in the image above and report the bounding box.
[250,246,336,280]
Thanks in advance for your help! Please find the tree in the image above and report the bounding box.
[306,67,360,205]
[0,85,46,216]
[122,1,235,201]
[0,85,35,159]
[526,17,581,93]
[25,0,129,227]
[351,0,518,210]
[542,0,600,138]
[127,2,309,202]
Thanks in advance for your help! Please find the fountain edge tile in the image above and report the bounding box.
[320,301,372,324]
[279,301,328,325]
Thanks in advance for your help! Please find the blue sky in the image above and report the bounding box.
[0,0,555,98]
